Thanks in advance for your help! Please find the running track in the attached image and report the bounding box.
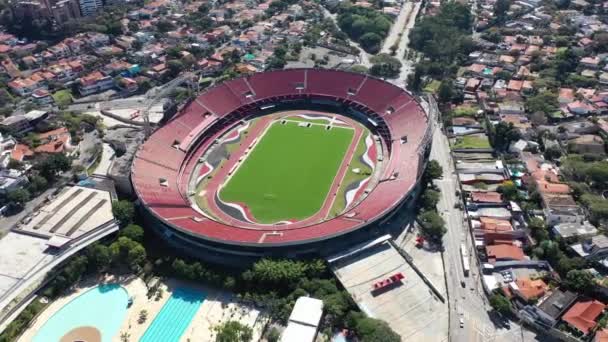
[200,111,364,229]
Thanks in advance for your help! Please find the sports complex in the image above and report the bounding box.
[131,69,432,264]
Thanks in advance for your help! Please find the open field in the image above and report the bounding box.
[219,120,354,223]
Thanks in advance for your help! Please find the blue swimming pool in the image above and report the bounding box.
[34,284,129,342]
[140,287,206,342]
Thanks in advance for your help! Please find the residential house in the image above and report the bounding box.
[571,235,608,260]
[581,57,601,69]
[31,89,54,105]
[34,127,73,154]
[567,101,595,116]
[7,78,41,97]
[10,144,33,163]
[553,220,598,241]
[522,289,578,327]
[0,169,28,196]
[78,71,114,96]
[559,88,575,104]
[0,116,31,134]
[498,102,525,115]
[569,134,605,154]
[117,77,138,93]
[505,278,549,303]
[562,299,606,335]
[486,244,526,262]
[470,191,503,204]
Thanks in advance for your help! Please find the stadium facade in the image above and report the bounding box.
[131,69,432,265]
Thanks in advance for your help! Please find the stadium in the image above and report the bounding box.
[131,69,432,265]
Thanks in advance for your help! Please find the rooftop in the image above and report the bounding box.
[14,186,113,242]
[538,289,578,320]
[562,299,606,334]
[486,244,525,261]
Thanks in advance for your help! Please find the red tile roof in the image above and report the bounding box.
[563,300,606,334]
[512,278,548,302]
[479,217,513,231]
[486,244,525,261]
[11,144,33,161]
[595,329,608,342]
[471,191,502,203]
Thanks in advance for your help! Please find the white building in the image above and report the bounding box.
[78,0,102,16]
[281,297,324,342]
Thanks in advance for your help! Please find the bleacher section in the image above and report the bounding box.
[132,69,429,249]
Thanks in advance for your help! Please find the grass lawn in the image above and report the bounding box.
[452,105,479,117]
[52,90,73,107]
[219,121,354,223]
[423,80,441,93]
[452,135,492,149]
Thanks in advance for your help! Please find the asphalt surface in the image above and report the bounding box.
[431,125,540,342]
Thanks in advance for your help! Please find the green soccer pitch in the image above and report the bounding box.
[219,120,355,223]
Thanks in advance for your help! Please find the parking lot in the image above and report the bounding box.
[329,241,449,341]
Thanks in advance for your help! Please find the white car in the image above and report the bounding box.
[459,318,464,328]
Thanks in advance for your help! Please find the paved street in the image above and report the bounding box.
[431,125,540,342]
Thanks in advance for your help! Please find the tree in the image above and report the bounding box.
[109,237,146,270]
[112,200,135,226]
[167,60,184,77]
[88,244,112,271]
[564,270,594,292]
[498,181,518,201]
[360,32,383,54]
[423,160,443,183]
[7,159,23,170]
[417,210,446,242]
[120,224,144,242]
[214,321,253,342]
[494,0,511,21]
[408,2,472,67]
[35,153,71,180]
[437,80,454,103]
[266,45,287,70]
[248,258,308,288]
[138,310,148,324]
[127,243,146,270]
[354,317,401,342]
[541,143,561,160]
[489,293,511,315]
[526,92,558,115]
[369,53,401,79]
[350,65,368,74]
[7,188,30,205]
[266,327,280,342]
[28,175,48,194]
[420,189,440,210]
[557,256,586,275]
[527,217,548,242]
[127,21,139,32]
[491,122,520,152]
[337,6,392,53]
[587,163,608,189]
[156,19,175,33]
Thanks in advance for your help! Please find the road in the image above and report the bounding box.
[380,1,421,86]
[431,123,539,342]
[322,1,420,72]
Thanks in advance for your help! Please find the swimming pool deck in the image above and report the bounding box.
[19,275,267,342]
